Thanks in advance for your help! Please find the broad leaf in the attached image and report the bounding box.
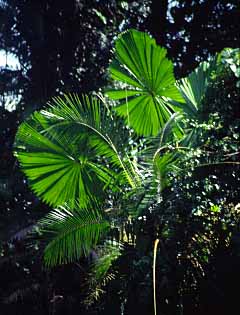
[105,29,184,136]
[14,94,137,208]
[172,58,216,118]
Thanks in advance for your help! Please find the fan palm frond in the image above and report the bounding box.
[105,29,184,136]
[172,58,216,118]
[14,94,138,208]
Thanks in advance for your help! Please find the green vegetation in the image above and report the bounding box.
[13,29,240,314]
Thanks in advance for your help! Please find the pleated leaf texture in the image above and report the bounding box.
[14,94,134,208]
[106,29,184,136]
[172,58,216,118]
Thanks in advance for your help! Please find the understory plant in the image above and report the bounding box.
[14,30,240,314]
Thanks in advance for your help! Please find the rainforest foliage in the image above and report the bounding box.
[10,30,240,314]
[0,2,240,315]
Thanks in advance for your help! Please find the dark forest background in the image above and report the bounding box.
[0,1,239,314]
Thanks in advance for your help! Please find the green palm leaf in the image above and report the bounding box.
[38,204,109,267]
[14,94,137,208]
[105,29,184,136]
[91,241,122,281]
[84,241,122,305]
[172,58,216,118]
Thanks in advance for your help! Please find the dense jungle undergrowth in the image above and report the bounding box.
[0,29,240,315]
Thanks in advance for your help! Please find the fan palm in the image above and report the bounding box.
[14,29,220,272]
[15,94,137,209]
[15,93,140,267]
[172,58,216,119]
[105,29,184,136]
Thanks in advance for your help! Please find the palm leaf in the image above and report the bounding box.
[105,29,184,136]
[84,242,122,306]
[91,241,122,281]
[39,204,109,267]
[132,113,184,194]
[14,94,138,208]
[172,58,216,118]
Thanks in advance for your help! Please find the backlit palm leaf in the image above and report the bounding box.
[39,204,109,267]
[105,29,184,136]
[172,58,216,118]
[15,94,137,208]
